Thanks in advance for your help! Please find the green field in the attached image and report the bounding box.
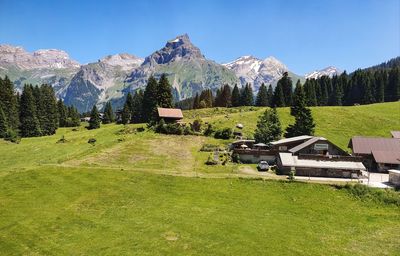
[184,101,400,150]
[0,102,399,255]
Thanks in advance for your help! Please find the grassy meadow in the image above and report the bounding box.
[0,102,399,255]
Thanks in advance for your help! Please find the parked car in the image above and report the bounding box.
[257,161,270,171]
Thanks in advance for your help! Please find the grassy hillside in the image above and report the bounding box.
[184,101,400,150]
[0,102,399,255]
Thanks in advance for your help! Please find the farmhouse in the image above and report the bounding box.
[277,153,366,178]
[157,108,184,123]
[233,135,350,164]
[348,136,400,172]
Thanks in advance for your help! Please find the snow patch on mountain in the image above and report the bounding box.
[100,53,143,71]
[305,66,342,79]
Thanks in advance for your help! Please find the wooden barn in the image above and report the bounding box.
[157,108,184,123]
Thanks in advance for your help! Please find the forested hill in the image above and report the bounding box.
[361,56,400,72]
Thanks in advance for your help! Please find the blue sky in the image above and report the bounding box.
[0,0,399,74]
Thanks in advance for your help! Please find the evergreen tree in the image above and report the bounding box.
[304,79,317,106]
[19,84,41,137]
[67,106,81,127]
[387,67,400,102]
[240,83,254,106]
[291,80,305,116]
[254,108,282,144]
[192,93,200,109]
[57,99,68,127]
[88,105,100,129]
[157,74,173,108]
[285,81,315,137]
[39,85,58,135]
[121,102,131,125]
[267,84,274,107]
[374,70,385,103]
[142,76,159,122]
[278,72,293,106]
[131,90,144,123]
[199,89,213,108]
[215,84,232,107]
[0,107,7,138]
[272,83,285,107]
[231,84,241,107]
[255,83,269,106]
[319,76,329,106]
[0,76,19,130]
[102,101,114,124]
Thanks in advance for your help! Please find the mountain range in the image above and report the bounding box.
[0,34,341,112]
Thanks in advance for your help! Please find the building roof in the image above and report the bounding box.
[270,135,313,145]
[391,131,400,139]
[388,169,400,175]
[349,136,400,155]
[371,150,400,165]
[289,137,326,153]
[279,153,366,171]
[157,108,183,119]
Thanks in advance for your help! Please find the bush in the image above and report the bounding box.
[88,138,97,145]
[214,128,232,140]
[203,123,215,137]
[191,119,203,132]
[341,183,400,206]
[288,170,296,181]
[200,144,224,152]
[231,152,240,163]
[4,129,20,144]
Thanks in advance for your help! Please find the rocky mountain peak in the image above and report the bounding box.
[0,44,80,70]
[143,34,204,66]
[305,66,342,79]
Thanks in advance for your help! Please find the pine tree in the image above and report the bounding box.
[102,101,114,124]
[192,93,200,109]
[255,83,268,106]
[231,84,241,107]
[57,99,68,127]
[319,76,329,106]
[131,90,144,123]
[273,83,285,107]
[88,105,100,129]
[304,79,317,106]
[215,85,232,107]
[267,84,274,107]
[142,76,159,122]
[254,108,282,144]
[291,80,305,116]
[278,72,293,106]
[0,107,8,138]
[39,85,58,135]
[374,70,385,103]
[19,85,41,137]
[67,106,81,127]
[240,83,254,106]
[157,73,173,108]
[387,67,400,102]
[0,76,19,130]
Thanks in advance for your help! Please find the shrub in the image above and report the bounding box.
[88,138,96,145]
[4,129,20,144]
[191,119,203,132]
[288,170,296,181]
[214,128,232,140]
[231,152,240,163]
[200,144,223,152]
[341,183,400,206]
[203,123,215,137]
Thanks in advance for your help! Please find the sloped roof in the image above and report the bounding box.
[157,108,183,119]
[270,135,313,145]
[289,137,326,153]
[371,150,400,164]
[391,131,400,139]
[349,136,400,155]
[279,153,366,171]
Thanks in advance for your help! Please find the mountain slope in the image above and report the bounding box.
[63,54,143,112]
[124,34,239,100]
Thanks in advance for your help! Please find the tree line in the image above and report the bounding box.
[176,66,400,110]
[0,76,80,141]
[120,74,173,125]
